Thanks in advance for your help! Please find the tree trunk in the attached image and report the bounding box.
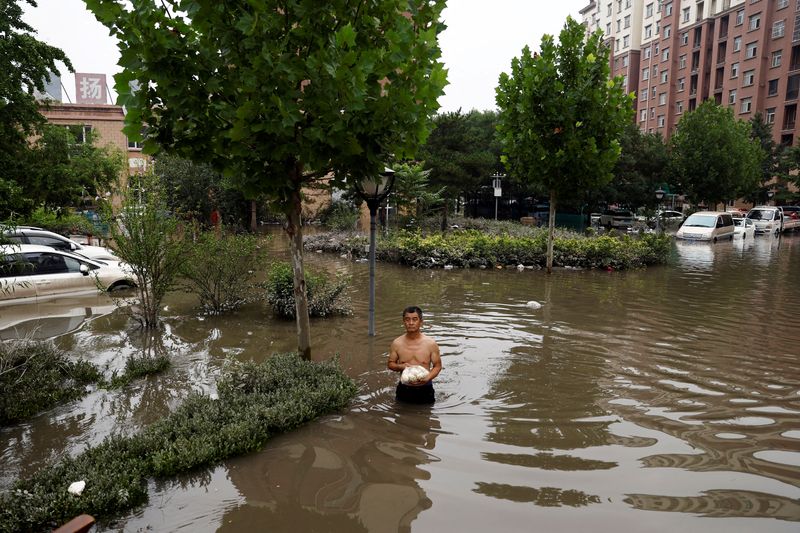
[250,200,257,233]
[285,168,312,359]
[546,190,557,274]
[440,194,449,232]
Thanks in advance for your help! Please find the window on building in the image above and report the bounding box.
[607,22,612,35]
[607,3,612,16]
[680,54,687,68]
[772,50,782,67]
[625,0,631,8]
[646,2,653,17]
[766,107,776,124]
[736,10,744,25]
[662,48,670,61]
[664,25,671,38]
[778,0,789,9]
[683,7,690,22]
[731,62,739,77]
[642,67,650,80]
[652,86,657,97]
[741,97,752,113]
[645,24,652,39]
[729,89,737,104]
[681,32,689,46]
[677,101,684,114]
[625,15,631,29]
[622,75,628,89]
[749,14,761,31]
[617,19,622,32]
[733,36,742,52]
[660,70,668,83]
[678,77,685,91]
[744,70,755,86]
[58,124,92,144]
[768,79,779,96]
[616,38,621,49]
[623,55,629,67]
[657,115,665,127]
[644,45,651,59]
[659,92,667,105]
[746,42,758,59]
[651,107,656,119]
[617,0,622,9]
[640,109,647,121]
[641,89,648,101]
[773,20,786,39]
[623,35,630,48]
[665,2,673,16]
[788,74,800,100]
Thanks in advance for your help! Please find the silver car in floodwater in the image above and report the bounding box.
[676,211,735,242]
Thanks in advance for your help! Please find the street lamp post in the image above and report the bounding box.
[655,188,665,233]
[355,167,396,336]
[767,189,775,205]
[491,172,504,221]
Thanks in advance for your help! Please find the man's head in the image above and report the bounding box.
[402,306,424,333]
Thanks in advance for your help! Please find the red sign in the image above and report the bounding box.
[75,73,107,104]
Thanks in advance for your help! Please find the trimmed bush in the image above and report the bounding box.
[181,230,267,314]
[0,341,102,426]
[0,354,358,532]
[264,261,351,318]
[318,200,359,231]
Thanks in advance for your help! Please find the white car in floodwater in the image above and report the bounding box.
[0,245,135,306]
[733,217,755,240]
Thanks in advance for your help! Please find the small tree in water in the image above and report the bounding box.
[102,172,188,329]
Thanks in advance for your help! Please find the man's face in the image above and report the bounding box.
[403,312,422,333]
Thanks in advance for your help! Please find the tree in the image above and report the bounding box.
[418,109,501,228]
[17,125,124,213]
[1,0,73,217]
[85,0,448,358]
[600,122,669,210]
[668,100,763,209]
[496,17,633,272]
[748,112,788,205]
[391,161,442,221]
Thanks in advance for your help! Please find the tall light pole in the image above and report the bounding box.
[655,188,665,233]
[491,172,504,220]
[355,167,396,336]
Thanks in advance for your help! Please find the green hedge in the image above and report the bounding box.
[264,261,351,318]
[0,354,358,532]
[306,228,671,270]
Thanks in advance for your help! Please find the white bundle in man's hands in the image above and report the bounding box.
[401,365,429,385]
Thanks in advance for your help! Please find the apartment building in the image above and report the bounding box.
[582,0,800,147]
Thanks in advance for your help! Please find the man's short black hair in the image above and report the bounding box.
[403,306,423,319]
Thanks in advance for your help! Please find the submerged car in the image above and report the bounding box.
[733,217,755,240]
[599,209,635,229]
[676,211,735,242]
[1,226,119,262]
[0,244,135,305]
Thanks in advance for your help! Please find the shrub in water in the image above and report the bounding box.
[318,200,359,231]
[265,261,351,318]
[0,354,357,531]
[0,340,101,426]
[181,230,267,314]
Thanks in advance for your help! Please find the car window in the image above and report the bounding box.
[32,253,69,275]
[0,254,35,278]
[27,235,71,251]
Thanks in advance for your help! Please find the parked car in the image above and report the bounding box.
[599,208,635,229]
[676,211,735,242]
[0,244,135,305]
[746,206,793,236]
[657,210,685,227]
[733,217,755,240]
[0,226,119,262]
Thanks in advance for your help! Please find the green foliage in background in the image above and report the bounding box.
[181,230,267,314]
[265,261,351,319]
[7,205,94,235]
[0,354,357,531]
[318,200,359,231]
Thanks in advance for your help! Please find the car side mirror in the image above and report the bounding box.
[79,264,90,276]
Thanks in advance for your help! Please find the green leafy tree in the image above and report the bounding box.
[418,109,501,228]
[496,17,633,272]
[19,125,124,212]
[1,0,73,217]
[598,122,669,210]
[85,0,447,358]
[668,100,763,209]
[392,161,443,221]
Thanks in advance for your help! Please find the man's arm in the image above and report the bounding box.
[424,341,442,382]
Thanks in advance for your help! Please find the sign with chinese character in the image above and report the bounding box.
[75,73,107,104]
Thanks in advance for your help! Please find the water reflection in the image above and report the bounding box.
[1,232,800,531]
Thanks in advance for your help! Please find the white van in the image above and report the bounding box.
[676,211,735,242]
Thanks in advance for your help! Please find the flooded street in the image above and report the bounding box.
[2,230,799,531]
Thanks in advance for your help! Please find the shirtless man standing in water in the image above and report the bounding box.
[388,306,442,404]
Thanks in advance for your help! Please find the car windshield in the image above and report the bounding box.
[747,209,771,220]
[682,214,716,228]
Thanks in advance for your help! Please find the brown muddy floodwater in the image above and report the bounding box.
[1,229,800,532]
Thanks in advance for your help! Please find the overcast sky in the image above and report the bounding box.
[22,0,588,112]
